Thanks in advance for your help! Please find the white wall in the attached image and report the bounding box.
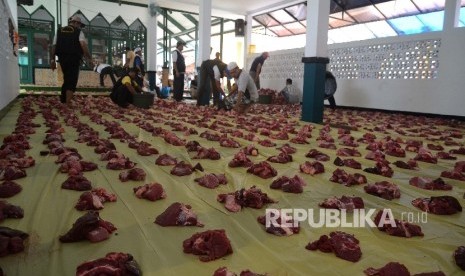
[255,28,465,117]
[0,0,20,111]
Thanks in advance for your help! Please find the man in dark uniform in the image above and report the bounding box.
[171,41,186,102]
[249,52,269,89]
[110,68,142,108]
[51,15,92,107]
[196,59,228,106]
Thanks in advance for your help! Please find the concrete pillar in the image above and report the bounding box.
[301,0,331,123]
[197,0,212,105]
[443,0,461,31]
[147,0,158,92]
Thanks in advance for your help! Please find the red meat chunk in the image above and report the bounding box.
[412,196,462,215]
[270,175,306,193]
[319,196,364,212]
[76,252,141,276]
[183,229,233,262]
[306,231,362,262]
[133,183,166,201]
[364,262,410,276]
[155,202,203,227]
[299,161,325,175]
[0,181,22,198]
[217,186,277,212]
[409,177,452,191]
[364,181,401,200]
[195,174,227,189]
[62,175,92,191]
[119,168,146,182]
[246,161,277,179]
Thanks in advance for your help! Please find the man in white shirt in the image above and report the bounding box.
[280,78,302,104]
[226,61,258,114]
[94,62,116,87]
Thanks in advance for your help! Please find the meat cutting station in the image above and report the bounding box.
[1,0,465,275]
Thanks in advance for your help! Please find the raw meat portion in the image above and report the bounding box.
[440,170,465,181]
[75,188,117,211]
[267,152,293,163]
[243,144,259,156]
[193,147,221,160]
[414,148,438,164]
[330,169,367,186]
[55,151,82,163]
[364,181,401,200]
[76,252,141,276]
[393,160,418,170]
[454,246,465,271]
[363,161,394,178]
[106,157,136,170]
[134,183,166,201]
[59,211,116,243]
[450,147,465,155]
[195,174,227,189]
[336,148,361,157]
[409,177,452,190]
[185,140,201,152]
[0,181,22,198]
[277,143,296,155]
[0,166,26,181]
[229,151,253,168]
[119,168,146,182]
[319,196,364,212]
[364,262,410,276]
[299,161,325,175]
[183,229,233,262]
[305,149,330,162]
[455,161,465,173]
[306,231,362,262]
[213,267,266,276]
[246,161,277,179]
[411,196,462,215]
[170,161,194,176]
[270,175,306,193]
[62,175,92,191]
[155,202,203,227]
[333,157,362,169]
[217,186,277,212]
[373,210,423,238]
[219,137,241,148]
[0,200,24,221]
[257,212,300,236]
[0,226,29,257]
[258,139,276,147]
[59,160,97,176]
[99,150,124,161]
[155,154,178,166]
[436,151,456,160]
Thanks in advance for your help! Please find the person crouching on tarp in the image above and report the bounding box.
[110,67,142,108]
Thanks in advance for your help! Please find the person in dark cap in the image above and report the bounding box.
[110,67,142,108]
[171,41,186,101]
[50,15,92,107]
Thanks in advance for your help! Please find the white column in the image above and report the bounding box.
[304,0,330,57]
[443,0,461,31]
[147,0,158,72]
[244,14,253,65]
[197,0,212,66]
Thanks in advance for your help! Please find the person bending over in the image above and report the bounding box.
[227,62,258,114]
[110,68,142,108]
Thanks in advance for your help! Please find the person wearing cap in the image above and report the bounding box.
[249,52,269,90]
[50,15,92,107]
[172,41,186,101]
[133,47,145,87]
[110,67,143,108]
[226,61,258,114]
[196,59,228,107]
